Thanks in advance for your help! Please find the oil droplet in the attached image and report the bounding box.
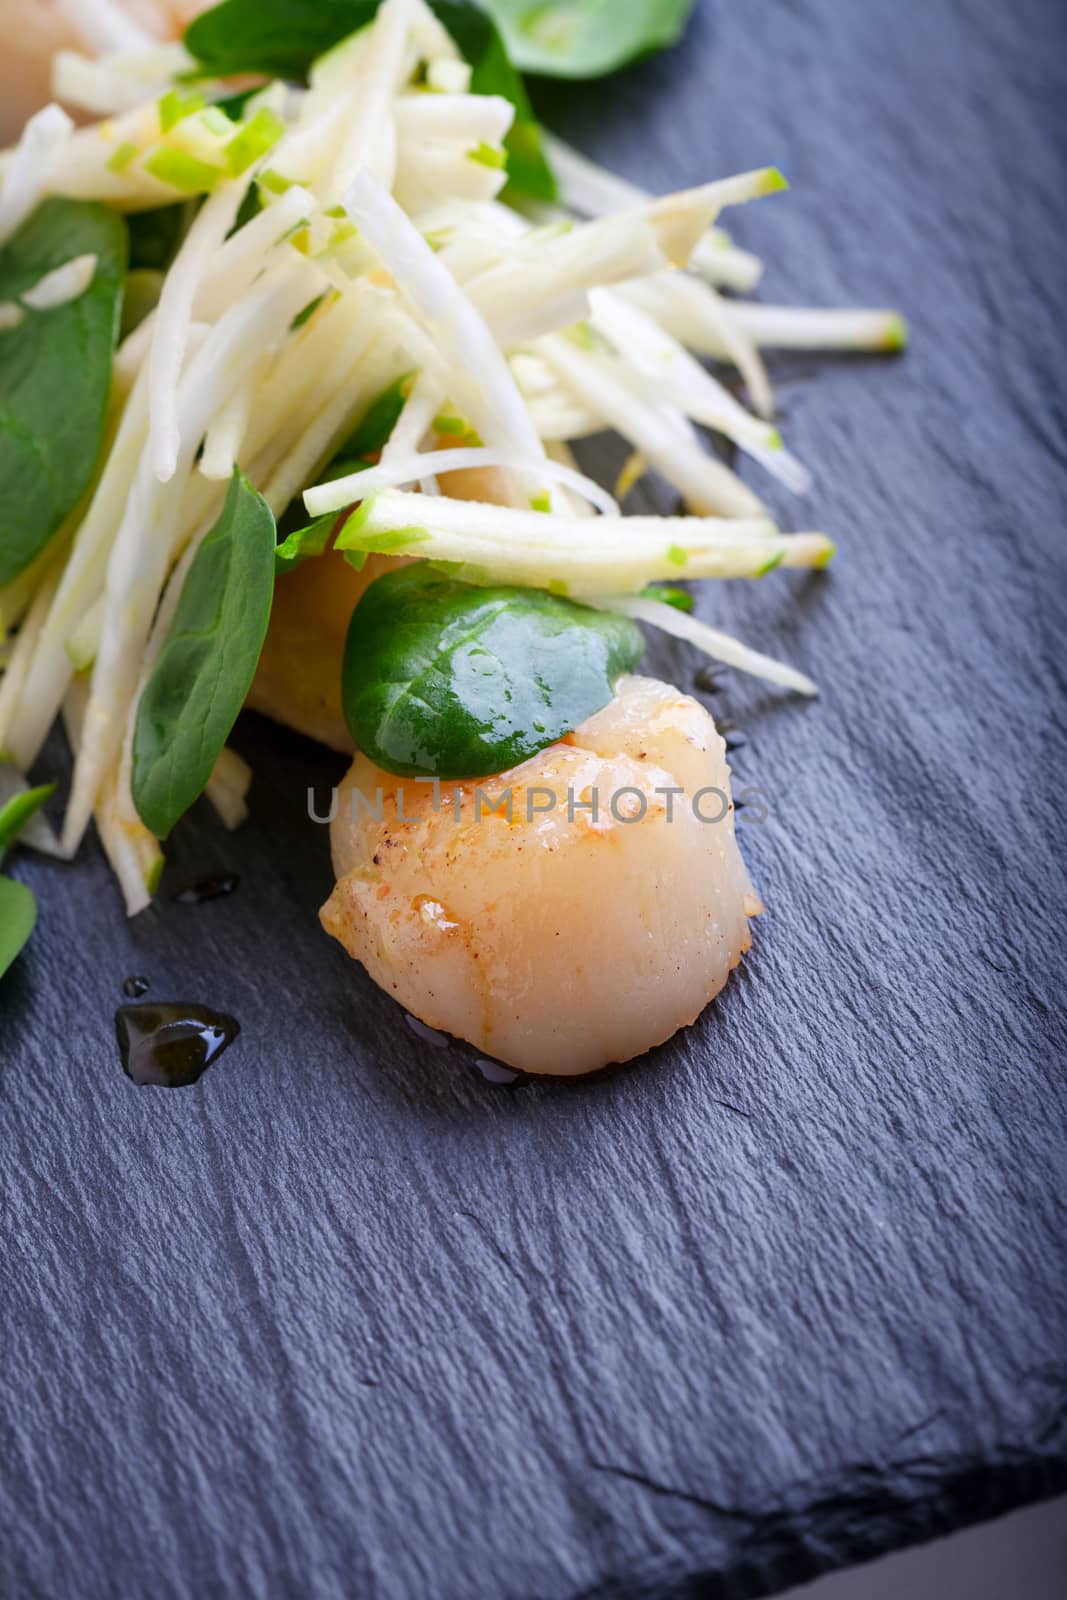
[115,1002,240,1088]
[172,873,239,904]
[122,975,150,998]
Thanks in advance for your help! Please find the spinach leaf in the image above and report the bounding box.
[0,875,37,981]
[0,782,56,865]
[341,564,643,778]
[185,0,556,199]
[126,201,199,272]
[132,470,276,838]
[0,199,127,587]
[483,0,696,79]
[274,375,410,572]
[275,511,338,574]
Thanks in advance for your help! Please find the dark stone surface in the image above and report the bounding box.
[2,1,1066,1596]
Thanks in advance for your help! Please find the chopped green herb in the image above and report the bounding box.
[638,583,694,613]
[468,141,507,170]
[224,107,286,176]
[143,147,225,194]
[158,87,207,133]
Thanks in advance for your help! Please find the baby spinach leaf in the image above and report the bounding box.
[0,199,127,587]
[274,375,410,570]
[0,782,56,866]
[132,470,276,839]
[342,564,643,778]
[483,0,697,78]
[126,201,199,272]
[0,875,37,981]
[185,0,556,199]
[275,511,338,574]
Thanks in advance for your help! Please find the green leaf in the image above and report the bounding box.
[0,782,56,867]
[185,0,557,199]
[342,373,412,458]
[341,564,643,778]
[126,201,200,272]
[639,583,694,613]
[272,375,410,561]
[0,875,37,981]
[132,469,276,838]
[275,510,338,575]
[0,199,126,587]
[482,0,697,78]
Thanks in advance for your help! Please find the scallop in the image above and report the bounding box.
[321,674,763,1075]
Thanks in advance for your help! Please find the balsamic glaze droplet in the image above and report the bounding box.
[115,1003,240,1087]
[122,974,150,998]
[172,873,239,905]
[717,719,749,751]
[694,665,728,695]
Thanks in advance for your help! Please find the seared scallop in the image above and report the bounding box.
[321,674,762,1075]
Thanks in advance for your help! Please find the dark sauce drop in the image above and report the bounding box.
[115,1003,240,1087]
[694,665,728,695]
[122,974,150,998]
[172,873,239,904]
[718,719,749,751]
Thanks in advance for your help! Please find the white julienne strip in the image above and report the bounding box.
[463,217,663,340]
[328,0,417,202]
[338,490,833,593]
[56,0,153,54]
[594,596,818,696]
[540,334,766,519]
[343,168,546,476]
[307,449,619,518]
[63,264,312,854]
[206,747,253,831]
[193,186,314,321]
[542,132,765,292]
[149,179,249,484]
[63,679,160,916]
[0,562,62,759]
[394,95,514,145]
[199,363,261,482]
[590,290,813,496]
[21,254,97,310]
[0,303,24,330]
[380,371,441,463]
[623,274,774,420]
[722,303,909,352]
[0,105,74,247]
[260,312,384,516]
[395,143,507,211]
[52,44,192,116]
[410,0,463,60]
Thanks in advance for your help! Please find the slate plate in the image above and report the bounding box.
[2,2,1066,1597]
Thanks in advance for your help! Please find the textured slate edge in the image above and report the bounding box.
[579,1447,1067,1600]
